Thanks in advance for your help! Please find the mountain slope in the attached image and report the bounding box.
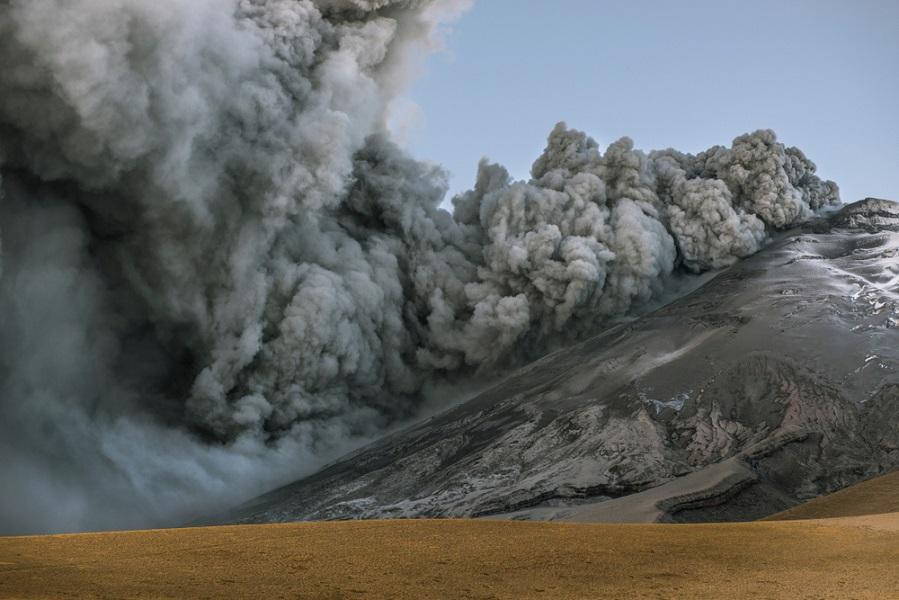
[210,199,899,525]
[764,469,899,521]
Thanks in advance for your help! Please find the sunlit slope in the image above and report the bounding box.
[2,517,898,600]
[764,470,899,521]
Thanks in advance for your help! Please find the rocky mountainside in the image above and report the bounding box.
[208,198,899,525]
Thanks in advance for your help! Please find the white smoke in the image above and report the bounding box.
[0,0,838,533]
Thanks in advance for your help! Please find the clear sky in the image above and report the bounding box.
[401,0,899,206]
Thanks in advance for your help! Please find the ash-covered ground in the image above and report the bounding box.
[210,198,899,525]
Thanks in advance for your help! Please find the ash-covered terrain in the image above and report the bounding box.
[212,198,899,525]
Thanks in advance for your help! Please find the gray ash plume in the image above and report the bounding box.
[0,0,837,533]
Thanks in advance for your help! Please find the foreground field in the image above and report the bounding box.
[2,512,898,600]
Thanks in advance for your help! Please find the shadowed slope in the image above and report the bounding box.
[764,470,899,521]
[1,515,898,600]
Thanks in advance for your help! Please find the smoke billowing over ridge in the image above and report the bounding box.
[0,0,838,533]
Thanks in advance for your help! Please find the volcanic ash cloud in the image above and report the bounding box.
[0,0,837,532]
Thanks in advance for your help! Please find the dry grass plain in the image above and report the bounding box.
[2,471,897,600]
[1,510,898,600]
[765,470,899,522]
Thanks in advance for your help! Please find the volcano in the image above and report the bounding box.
[208,198,899,525]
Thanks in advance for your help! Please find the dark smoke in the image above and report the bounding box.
[0,0,837,534]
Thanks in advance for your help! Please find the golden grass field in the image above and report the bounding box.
[765,470,899,521]
[1,472,897,600]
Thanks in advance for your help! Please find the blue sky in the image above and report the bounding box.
[400,0,899,206]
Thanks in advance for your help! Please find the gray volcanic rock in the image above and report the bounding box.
[833,198,899,232]
[208,200,899,525]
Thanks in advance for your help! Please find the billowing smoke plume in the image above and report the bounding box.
[0,0,837,533]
